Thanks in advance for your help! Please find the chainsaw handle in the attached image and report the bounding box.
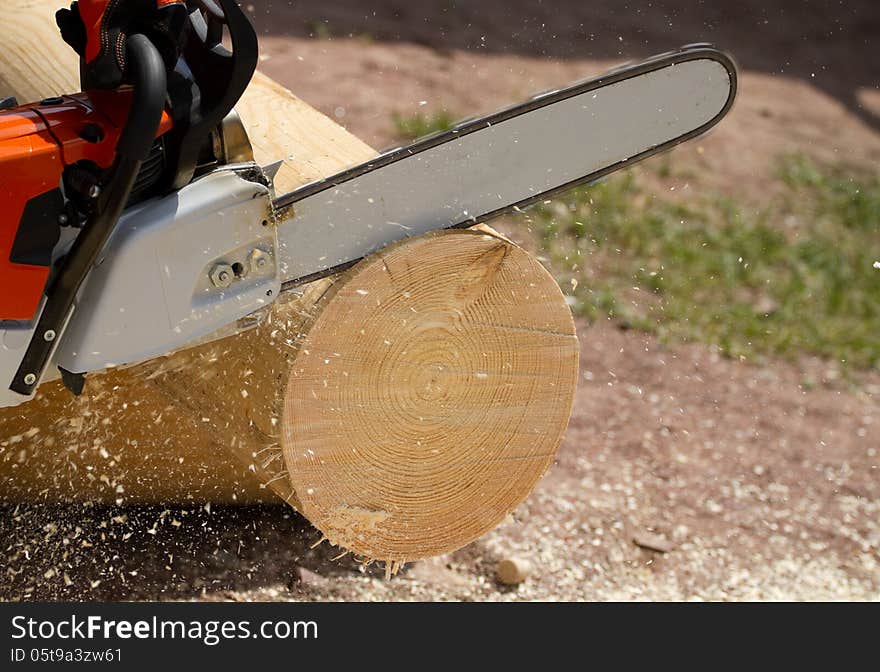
[116,33,168,161]
[9,33,167,398]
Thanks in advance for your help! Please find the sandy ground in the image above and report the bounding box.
[4,323,877,601]
[2,1,879,601]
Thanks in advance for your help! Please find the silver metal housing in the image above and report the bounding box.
[0,168,280,407]
[54,169,279,374]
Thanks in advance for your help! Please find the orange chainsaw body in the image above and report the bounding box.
[0,93,172,321]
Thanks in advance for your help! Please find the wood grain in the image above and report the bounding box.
[282,230,579,561]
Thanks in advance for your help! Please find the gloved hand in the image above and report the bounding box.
[56,0,189,89]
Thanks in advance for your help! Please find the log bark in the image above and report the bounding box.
[0,1,580,563]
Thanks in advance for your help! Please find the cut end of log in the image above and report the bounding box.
[281,229,579,562]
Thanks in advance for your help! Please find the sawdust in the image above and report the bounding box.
[312,505,410,579]
[318,505,392,556]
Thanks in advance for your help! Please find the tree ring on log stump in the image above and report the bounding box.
[281,229,579,562]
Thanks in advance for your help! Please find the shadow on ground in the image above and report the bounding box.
[1,504,383,601]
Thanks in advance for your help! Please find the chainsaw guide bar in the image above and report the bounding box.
[273,45,737,288]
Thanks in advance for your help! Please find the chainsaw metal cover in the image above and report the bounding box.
[275,47,736,285]
[54,170,279,374]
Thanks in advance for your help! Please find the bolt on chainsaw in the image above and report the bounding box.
[0,0,737,408]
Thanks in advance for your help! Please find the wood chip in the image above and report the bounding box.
[633,531,675,554]
[296,568,326,585]
[496,557,532,585]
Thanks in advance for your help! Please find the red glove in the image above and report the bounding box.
[56,0,188,89]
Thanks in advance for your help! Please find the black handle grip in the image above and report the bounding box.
[9,34,167,397]
[117,33,168,161]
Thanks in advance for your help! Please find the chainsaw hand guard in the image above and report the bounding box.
[56,0,188,89]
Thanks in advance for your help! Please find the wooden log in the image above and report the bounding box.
[127,228,579,563]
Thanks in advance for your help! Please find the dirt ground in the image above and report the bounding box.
[4,322,878,601]
[2,1,878,601]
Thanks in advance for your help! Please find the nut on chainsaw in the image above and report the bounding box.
[249,248,270,273]
[210,263,236,288]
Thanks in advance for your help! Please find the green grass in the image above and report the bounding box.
[392,110,457,140]
[531,154,880,369]
[307,20,331,39]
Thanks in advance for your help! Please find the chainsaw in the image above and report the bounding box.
[0,0,737,409]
